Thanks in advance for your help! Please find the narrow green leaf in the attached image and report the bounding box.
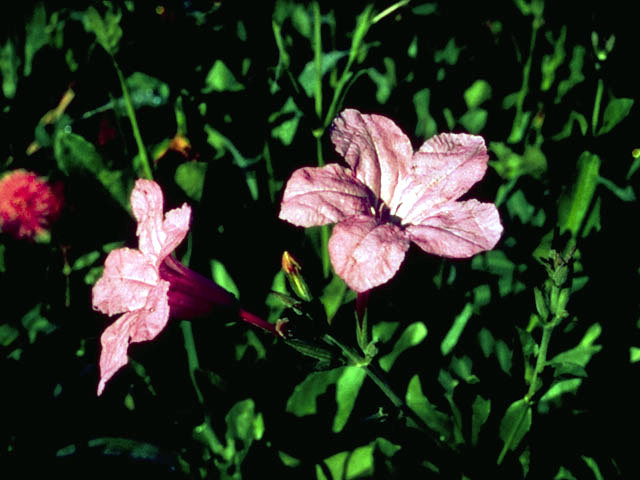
[597,96,634,136]
[406,374,451,439]
[83,5,122,55]
[379,321,427,372]
[286,368,345,417]
[333,367,366,432]
[413,88,438,139]
[581,456,604,480]
[498,398,532,459]
[471,395,491,446]
[24,3,49,77]
[210,259,240,299]
[1,40,20,98]
[558,151,601,236]
[441,303,473,355]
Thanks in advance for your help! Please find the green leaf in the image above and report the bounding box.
[83,4,122,55]
[540,26,566,92]
[54,131,104,176]
[210,259,240,299]
[175,162,207,201]
[490,143,547,180]
[464,80,492,109]
[434,38,461,65]
[298,50,348,97]
[203,60,245,93]
[0,323,19,347]
[379,321,427,372]
[71,251,100,271]
[552,111,588,140]
[556,45,585,103]
[406,374,451,439]
[413,88,438,140]
[554,466,578,480]
[550,323,601,367]
[558,151,601,236]
[441,303,473,355]
[372,321,400,344]
[459,108,488,134]
[21,304,56,343]
[333,367,366,432]
[597,96,634,136]
[598,176,636,202]
[498,398,532,457]
[125,72,170,108]
[316,443,375,480]
[287,366,364,432]
[320,274,350,322]
[1,40,20,99]
[581,456,604,480]
[471,395,491,446]
[367,57,396,104]
[24,3,49,77]
[270,97,302,146]
[450,355,479,384]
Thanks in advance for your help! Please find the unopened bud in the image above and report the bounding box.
[282,251,312,301]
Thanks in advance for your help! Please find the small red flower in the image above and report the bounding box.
[0,170,63,241]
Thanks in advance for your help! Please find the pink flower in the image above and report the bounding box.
[279,109,503,292]
[0,169,63,241]
[92,179,236,395]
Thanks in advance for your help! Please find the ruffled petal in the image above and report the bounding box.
[330,109,413,206]
[92,248,159,316]
[131,179,191,261]
[406,200,503,258]
[279,164,373,227]
[394,133,489,219]
[328,215,410,292]
[96,280,170,395]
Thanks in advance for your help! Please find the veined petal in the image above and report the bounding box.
[394,133,489,217]
[328,215,410,292]
[131,179,191,261]
[279,164,373,227]
[330,109,412,205]
[92,248,160,316]
[96,280,170,395]
[406,200,503,258]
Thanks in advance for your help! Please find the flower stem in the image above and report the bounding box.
[526,324,553,401]
[239,307,278,336]
[312,1,323,120]
[591,77,604,135]
[180,320,204,404]
[112,57,153,180]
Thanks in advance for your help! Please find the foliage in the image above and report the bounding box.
[1,1,638,478]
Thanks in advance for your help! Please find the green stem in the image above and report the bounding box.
[113,57,153,180]
[316,137,330,278]
[312,1,323,120]
[323,334,403,408]
[371,0,410,24]
[591,77,604,135]
[508,14,540,143]
[526,324,553,401]
[180,320,204,404]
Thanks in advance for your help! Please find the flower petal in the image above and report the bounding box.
[279,164,373,227]
[328,215,409,292]
[406,200,503,258]
[92,248,160,316]
[131,179,191,261]
[330,109,413,206]
[97,280,170,395]
[394,133,489,219]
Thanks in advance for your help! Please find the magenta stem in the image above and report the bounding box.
[238,308,278,335]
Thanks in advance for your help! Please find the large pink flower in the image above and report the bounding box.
[279,109,503,292]
[92,179,236,395]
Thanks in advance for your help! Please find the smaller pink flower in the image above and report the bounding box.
[279,109,503,292]
[0,169,63,240]
[92,179,236,395]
